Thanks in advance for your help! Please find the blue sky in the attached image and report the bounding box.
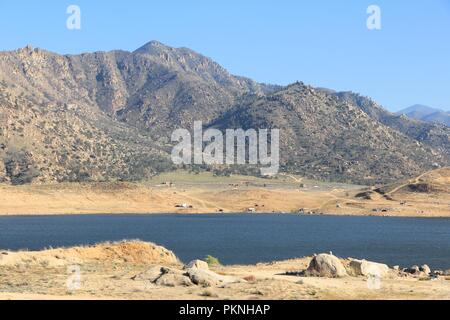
[0,0,449,111]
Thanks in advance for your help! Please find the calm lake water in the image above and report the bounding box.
[1,214,450,269]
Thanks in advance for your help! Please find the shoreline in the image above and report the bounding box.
[1,211,450,219]
[1,169,449,218]
[1,241,450,300]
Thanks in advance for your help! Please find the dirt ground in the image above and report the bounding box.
[1,241,449,300]
[0,169,449,217]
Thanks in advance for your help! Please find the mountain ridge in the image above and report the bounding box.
[397,104,450,126]
[0,41,449,185]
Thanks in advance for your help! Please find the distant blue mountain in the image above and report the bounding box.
[397,104,450,126]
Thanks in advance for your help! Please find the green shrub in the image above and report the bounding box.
[204,255,221,266]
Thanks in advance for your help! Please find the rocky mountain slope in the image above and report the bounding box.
[0,42,269,184]
[329,93,450,159]
[0,85,171,184]
[0,42,273,136]
[211,83,449,184]
[0,42,449,184]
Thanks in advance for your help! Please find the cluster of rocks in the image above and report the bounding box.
[303,253,389,279]
[174,203,193,209]
[298,208,313,215]
[133,253,449,288]
[132,259,242,287]
[397,264,450,278]
[400,265,430,276]
[302,253,446,279]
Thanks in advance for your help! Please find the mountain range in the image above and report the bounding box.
[0,41,449,185]
[397,104,450,126]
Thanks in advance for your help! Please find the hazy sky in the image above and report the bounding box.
[1,0,449,111]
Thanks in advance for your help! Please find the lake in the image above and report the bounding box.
[1,214,449,269]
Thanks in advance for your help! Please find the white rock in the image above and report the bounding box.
[420,264,431,275]
[348,259,389,278]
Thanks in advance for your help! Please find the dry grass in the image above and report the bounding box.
[0,240,180,268]
[1,241,450,300]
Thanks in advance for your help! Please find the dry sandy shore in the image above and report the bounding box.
[1,241,449,300]
[0,168,449,217]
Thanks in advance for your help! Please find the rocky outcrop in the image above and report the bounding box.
[304,253,347,278]
[132,260,241,288]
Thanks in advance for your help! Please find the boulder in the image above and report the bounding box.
[154,273,193,287]
[186,269,241,287]
[347,259,389,278]
[133,265,241,287]
[305,253,347,278]
[420,264,431,275]
[132,266,194,287]
[185,259,209,270]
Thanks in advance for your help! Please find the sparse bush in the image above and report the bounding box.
[204,255,221,266]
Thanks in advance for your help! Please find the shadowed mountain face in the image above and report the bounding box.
[0,42,448,184]
[211,84,449,184]
[396,105,450,127]
[328,94,450,159]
